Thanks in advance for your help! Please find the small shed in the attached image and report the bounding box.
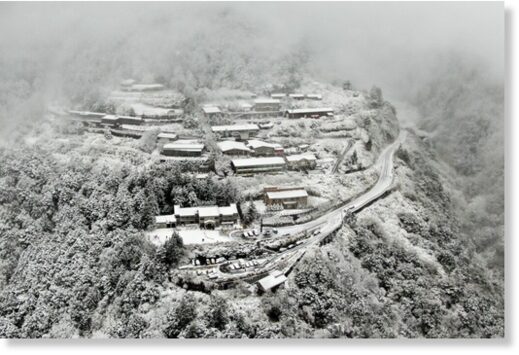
[257,270,287,292]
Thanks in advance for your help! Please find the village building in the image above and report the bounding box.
[123,83,165,92]
[162,141,205,157]
[202,106,223,118]
[239,102,253,111]
[286,153,318,170]
[257,270,287,292]
[271,93,286,100]
[306,94,323,100]
[247,139,284,156]
[130,103,183,119]
[231,157,286,174]
[157,132,178,142]
[101,114,143,126]
[217,140,252,156]
[258,122,274,129]
[285,107,334,119]
[263,186,309,208]
[211,124,260,140]
[289,93,305,100]
[252,98,281,112]
[69,110,106,120]
[155,214,177,228]
[173,204,239,229]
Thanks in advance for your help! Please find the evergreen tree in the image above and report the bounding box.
[158,231,184,267]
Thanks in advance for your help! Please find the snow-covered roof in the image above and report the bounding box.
[176,206,199,217]
[163,142,204,152]
[257,270,287,291]
[217,140,252,152]
[306,94,322,100]
[155,214,177,224]
[286,107,334,114]
[198,206,220,218]
[131,103,182,117]
[102,114,119,121]
[271,93,286,99]
[247,139,282,150]
[69,110,106,117]
[286,154,317,162]
[219,204,238,216]
[211,124,259,132]
[254,98,280,104]
[202,106,222,114]
[266,189,308,200]
[232,157,286,168]
[129,83,165,91]
[289,93,305,98]
[258,122,274,129]
[174,204,238,218]
[157,132,177,140]
[121,124,155,131]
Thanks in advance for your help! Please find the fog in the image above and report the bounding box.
[0,2,503,100]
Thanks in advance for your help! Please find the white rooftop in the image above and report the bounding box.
[174,204,238,218]
[289,93,305,98]
[286,107,334,114]
[202,106,221,114]
[131,103,182,117]
[219,204,238,216]
[286,153,317,162]
[69,110,106,116]
[247,139,282,150]
[232,157,286,168]
[257,270,287,291]
[157,132,177,139]
[266,189,308,200]
[102,114,119,121]
[121,124,155,131]
[211,124,259,132]
[198,206,220,218]
[254,98,280,104]
[130,83,165,91]
[218,140,252,152]
[163,142,204,151]
[155,214,177,224]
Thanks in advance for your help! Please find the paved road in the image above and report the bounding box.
[277,131,405,236]
[185,132,405,283]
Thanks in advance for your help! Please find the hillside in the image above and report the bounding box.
[0,80,503,337]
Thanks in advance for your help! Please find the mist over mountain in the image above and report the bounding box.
[0,2,504,338]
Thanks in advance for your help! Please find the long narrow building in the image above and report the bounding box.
[231,157,286,174]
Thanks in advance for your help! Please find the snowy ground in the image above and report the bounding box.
[147,228,234,245]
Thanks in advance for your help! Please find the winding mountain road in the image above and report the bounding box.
[207,131,406,285]
[277,131,405,237]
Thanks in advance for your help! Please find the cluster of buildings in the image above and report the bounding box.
[202,92,334,120]
[217,139,284,156]
[155,203,239,229]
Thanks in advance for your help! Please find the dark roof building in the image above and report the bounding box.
[285,107,334,119]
